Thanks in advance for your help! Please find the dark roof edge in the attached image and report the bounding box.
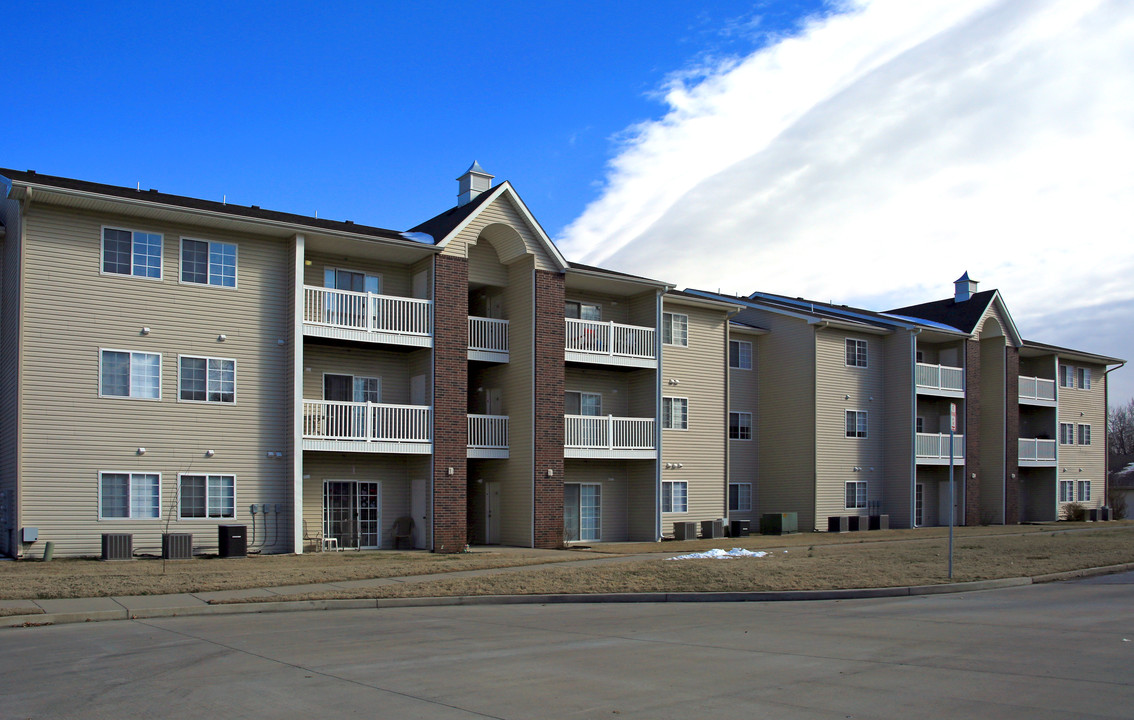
[1021,340,1125,365]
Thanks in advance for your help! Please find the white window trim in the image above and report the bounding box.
[729,411,752,441]
[178,355,238,404]
[662,480,689,513]
[662,397,689,430]
[1077,367,1091,390]
[845,338,868,368]
[565,482,602,542]
[178,473,237,520]
[179,237,239,289]
[564,299,602,320]
[1059,422,1075,445]
[845,409,868,439]
[324,266,383,294]
[1059,480,1075,503]
[845,480,868,510]
[100,225,164,281]
[1059,365,1074,388]
[729,340,752,370]
[1077,480,1092,502]
[322,373,382,403]
[729,482,752,512]
[98,348,162,401]
[565,390,602,416]
[98,471,162,520]
[1077,424,1091,445]
[662,312,689,347]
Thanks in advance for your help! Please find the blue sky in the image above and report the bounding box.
[6,1,1133,401]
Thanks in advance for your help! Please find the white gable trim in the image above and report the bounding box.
[432,181,569,271]
[977,291,1024,347]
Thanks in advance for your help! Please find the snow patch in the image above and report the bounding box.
[400,231,434,244]
[668,548,770,560]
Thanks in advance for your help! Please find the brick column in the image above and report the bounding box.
[532,270,565,548]
[432,255,468,552]
[1004,346,1020,524]
[964,339,982,526]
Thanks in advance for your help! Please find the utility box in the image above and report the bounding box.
[218,525,247,557]
[673,521,697,541]
[101,533,133,561]
[162,533,193,560]
[827,516,849,533]
[21,527,38,543]
[847,516,869,532]
[1087,508,1099,522]
[701,519,724,539]
[869,514,890,531]
[1101,506,1112,521]
[760,512,797,535]
[729,519,751,537]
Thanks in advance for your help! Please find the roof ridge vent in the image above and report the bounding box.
[456,161,494,207]
[954,271,978,303]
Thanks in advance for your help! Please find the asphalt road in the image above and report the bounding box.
[2,574,1132,719]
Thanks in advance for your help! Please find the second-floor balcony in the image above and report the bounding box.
[916,432,965,464]
[565,318,657,369]
[565,415,656,459]
[468,414,508,458]
[303,285,433,347]
[1019,375,1057,405]
[303,400,432,454]
[1019,437,1057,465]
[916,363,964,396]
[468,316,509,362]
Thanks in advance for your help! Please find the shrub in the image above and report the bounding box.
[1062,502,1086,522]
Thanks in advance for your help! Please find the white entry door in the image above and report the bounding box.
[485,482,501,544]
[411,478,428,549]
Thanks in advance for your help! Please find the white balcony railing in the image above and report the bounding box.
[1019,438,1057,461]
[916,363,964,392]
[1019,376,1057,402]
[304,286,432,337]
[468,414,508,449]
[916,432,965,460]
[303,401,431,444]
[565,415,655,450]
[565,319,655,360]
[468,317,509,353]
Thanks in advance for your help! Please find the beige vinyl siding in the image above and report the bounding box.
[728,333,759,521]
[442,194,557,272]
[660,301,728,530]
[565,459,631,542]
[300,452,428,549]
[495,257,535,545]
[302,345,429,405]
[815,330,887,527]
[467,240,508,287]
[881,330,915,527]
[563,289,632,324]
[304,252,416,298]
[17,205,291,557]
[1057,360,1106,509]
[626,291,659,328]
[566,367,636,417]
[0,198,21,556]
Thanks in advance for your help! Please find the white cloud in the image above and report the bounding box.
[559,0,1134,400]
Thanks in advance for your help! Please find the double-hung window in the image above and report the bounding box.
[102,228,162,279]
[1077,480,1091,502]
[729,412,752,440]
[729,340,752,369]
[99,472,160,519]
[662,397,688,430]
[179,474,236,519]
[1059,480,1074,503]
[100,350,161,399]
[182,238,237,287]
[845,481,867,509]
[845,410,867,438]
[1077,424,1091,445]
[662,312,688,346]
[845,338,868,367]
[1060,423,1075,445]
[1077,367,1091,389]
[1059,365,1074,388]
[729,483,752,512]
[662,481,688,513]
[180,356,236,403]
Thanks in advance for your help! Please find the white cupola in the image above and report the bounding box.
[457,161,494,206]
[954,271,979,303]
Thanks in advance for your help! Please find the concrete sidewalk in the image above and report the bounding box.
[4,548,1133,629]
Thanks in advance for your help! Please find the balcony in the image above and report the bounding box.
[1019,437,1057,465]
[916,432,965,464]
[565,319,656,369]
[468,414,509,458]
[468,317,509,362]
[303,285,433,347]
[916,363,964,397]
[565,415,656,459]
[303,400,431,454]
[1019,375,1057,406]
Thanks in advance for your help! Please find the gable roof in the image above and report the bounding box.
[890,289,1023,345]
[407,184,497,243]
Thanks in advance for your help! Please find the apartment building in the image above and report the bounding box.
[693,274,1122,531]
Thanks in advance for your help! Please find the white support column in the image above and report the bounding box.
[292,234,306,553]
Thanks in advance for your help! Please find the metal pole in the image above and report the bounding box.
[949,428,955,579]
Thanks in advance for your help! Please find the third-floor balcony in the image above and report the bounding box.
[565,318,656,369]
[916,363,964,397]
[1019,437,1057,465]
[916,432,965,464]
[303,285,433,347]
[468,316,509,362]
[565,415,656,459]
[1018,375,1057,406]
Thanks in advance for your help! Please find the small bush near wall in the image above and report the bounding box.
[1062,502,1086,522]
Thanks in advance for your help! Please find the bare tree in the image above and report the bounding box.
[1110,398,1134,456]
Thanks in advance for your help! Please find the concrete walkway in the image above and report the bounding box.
[4,544,1133,629]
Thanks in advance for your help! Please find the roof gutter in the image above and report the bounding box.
[811,319,891,336]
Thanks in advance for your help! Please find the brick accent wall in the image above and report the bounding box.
[964,339,982,526]
[532,270,565,548]
[432,255,469,552]
[1004,345,1020,524]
